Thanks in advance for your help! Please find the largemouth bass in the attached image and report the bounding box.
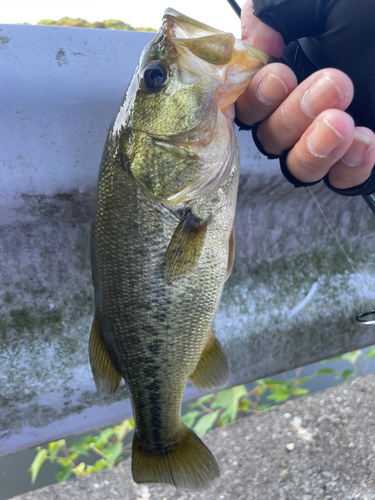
[90,8,268,492]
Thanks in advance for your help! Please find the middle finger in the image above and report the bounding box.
[256,68,354,156]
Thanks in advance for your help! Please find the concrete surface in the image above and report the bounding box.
[12,373,375,500]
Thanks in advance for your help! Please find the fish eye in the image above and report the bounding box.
[142,62,168,89]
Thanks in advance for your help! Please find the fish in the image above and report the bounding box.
[89,8,268,492]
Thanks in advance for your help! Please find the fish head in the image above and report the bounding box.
[122,8,269,205]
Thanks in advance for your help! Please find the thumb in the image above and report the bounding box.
[241,0,284,58]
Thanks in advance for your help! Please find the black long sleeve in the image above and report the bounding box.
[253,0,375,132]
[252,0,375,195]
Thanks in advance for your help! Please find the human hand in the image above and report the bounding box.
[236,0,375,191]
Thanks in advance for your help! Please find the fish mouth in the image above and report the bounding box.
[162,8,269,67]
[162,8,227,39]
[162,8,269,118]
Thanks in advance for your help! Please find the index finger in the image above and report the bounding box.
[236,63,297,127]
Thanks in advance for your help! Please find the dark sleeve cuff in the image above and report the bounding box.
[252,0,324,45]
[234,116,253,131]
[236,114,375,195]
[324,168,375,196]
[279,150,322,188]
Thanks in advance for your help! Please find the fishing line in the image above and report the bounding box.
[308,187,375,324]
[307,187,356,274]
[226,0,375,324]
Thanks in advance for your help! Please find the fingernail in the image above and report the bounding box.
[301,76,343,118]
[256,73,289,105]
[342,131,372,166]
[307,118,345,157]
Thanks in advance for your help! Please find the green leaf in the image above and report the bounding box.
[365,347,375,359]
[336,369,357,382]
[255,378,270,386]
[262,380,285,386]
[212,385,247,422]
[188,394,214,408]
[182,410,200,428]
[217,417,230,426]
[323,355,345,362]
[341,350,362,366]
[193,411,220,435]
[68,440,91,457]
[55,465,73,483]
[94,428,116,449]
[198,393,214,403]
[29,449,48,484]
[266,387,291,403]
[85,459,109,474]
[292,387,309,397]
[49,440,66,462]
[316,368,335,375]
[114,419,134,441]
[55,458,71,467]
[72,462,86,476]
[294,377,310,386]
[257,404,272,411]
[254,385,267,395]
[239,399,250,411]
[103,442,123,465]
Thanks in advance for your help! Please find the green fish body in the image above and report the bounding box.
[90,9,268,492]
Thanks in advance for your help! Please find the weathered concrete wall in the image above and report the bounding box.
[1,25,375,457]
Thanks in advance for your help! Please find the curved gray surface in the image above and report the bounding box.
[1,24,375,456]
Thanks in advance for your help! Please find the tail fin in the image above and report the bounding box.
[132,424,219,492]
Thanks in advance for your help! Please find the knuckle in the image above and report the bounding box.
[257,105,300,156]
[287,147,326,183]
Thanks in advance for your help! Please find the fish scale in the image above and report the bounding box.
[89,8,268,492]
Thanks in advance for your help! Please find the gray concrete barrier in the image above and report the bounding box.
[1,24,375,457]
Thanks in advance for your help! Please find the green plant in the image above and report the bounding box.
[327,348,375,381]
[183,346,375,435]
[30,346,375,485]
[182,374,311,435]
[29,419,134,484]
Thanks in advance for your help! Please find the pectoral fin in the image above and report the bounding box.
[162,210,207,281]
[189,328,230,392]
[89,312,121,395]
[225,224,235,281]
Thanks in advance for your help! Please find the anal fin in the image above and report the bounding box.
[89,312,121,395]
[162,209,207,281]
[189,328,230,392]
[132,423,219,492]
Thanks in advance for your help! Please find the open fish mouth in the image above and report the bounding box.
[163,8,268,72]
[158,8,268,144]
